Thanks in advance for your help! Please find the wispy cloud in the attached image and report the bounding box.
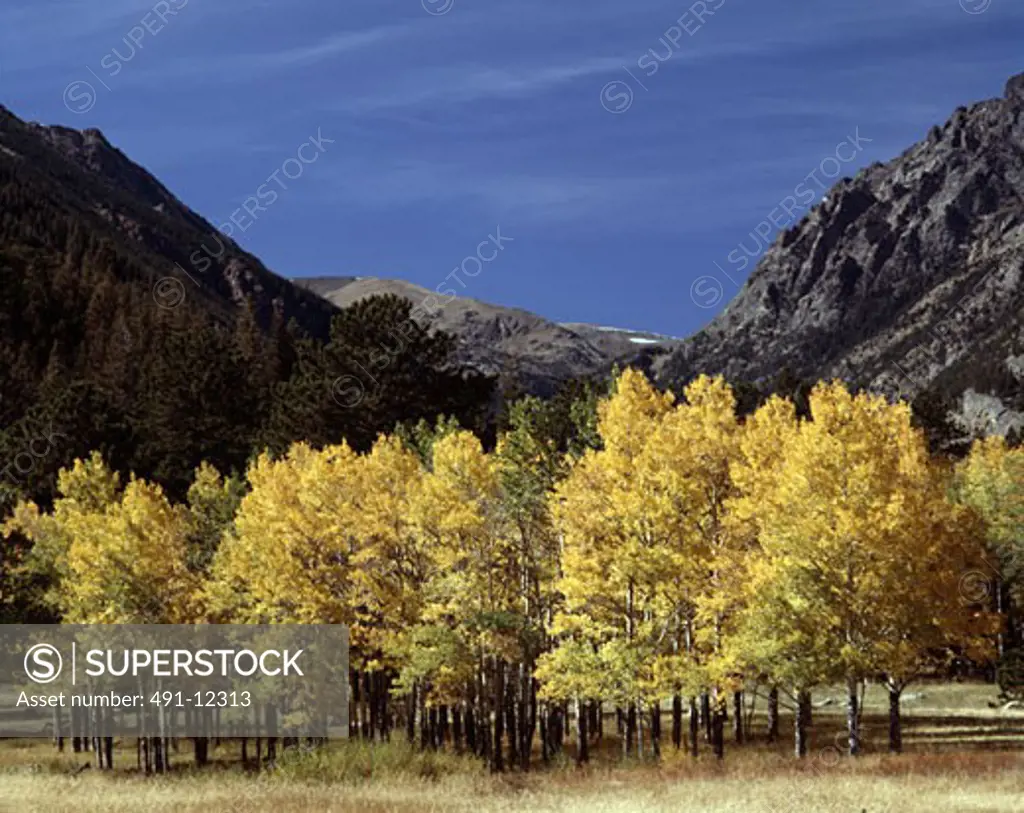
[315,158,675,225]
[327,56,631,114]
[87,22,416,89]
[0,0,163,43]
[260,27,405,69]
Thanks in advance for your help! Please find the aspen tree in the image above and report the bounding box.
[546,370,673,758]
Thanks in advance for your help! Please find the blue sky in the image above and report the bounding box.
[1,0,1022,337]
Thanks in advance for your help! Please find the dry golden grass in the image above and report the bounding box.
[2,756,1024,813]
[0,681,1021,813]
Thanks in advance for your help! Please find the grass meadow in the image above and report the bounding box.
[0,681,1022,813]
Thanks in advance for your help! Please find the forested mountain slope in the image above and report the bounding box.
[0,106,493,509]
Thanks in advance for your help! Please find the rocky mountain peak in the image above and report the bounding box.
[656,70,1024,437]
[1005,72,1024,103]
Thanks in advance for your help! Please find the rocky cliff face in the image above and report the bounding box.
[656,73,1024,422]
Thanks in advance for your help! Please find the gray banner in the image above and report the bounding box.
[0,625,348,738]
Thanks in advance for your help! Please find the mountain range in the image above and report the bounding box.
[296,276,683,396]
[652,72,1024,438]
[4,72,1024,443]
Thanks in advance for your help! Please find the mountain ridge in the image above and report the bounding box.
[652,71,1024,439]
[0,99,683,398]
[6,67,1024,436]
[295,275,683,396]
[0,104,337,338]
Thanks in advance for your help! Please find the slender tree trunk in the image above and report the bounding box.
[518,666,532,771]
[384,672,393,741]
[711,691,725,760]
[671,694,683,749]
[846,677,861,756]
[52,705,63,753]
[588,701,599,743]
[574,696,589,765]
[158,693,169,773]
[540,705,550,763]
[72,702,82,754]
[701,692,712,742]
[362,671,372,740]
[372,671,386,741]
[733,691,744,744]
[418,688,430,751]
[92,730,102,770]
[363,671,373,740]
[688,697,699,758]
[351,669,361,739]
[377,672,387,741]
[505,685,517,768]
[888,682,903,754]
[491,658,505,773]
[428,707,439,750]
[264,705,277,766]
[466,704,477,754]
[92,704,104,770]
[552,703,564,753]
[478,667,491,761]
[795,689,810,758]
[195,707,211,769]
[453,707,464,753]
[405,685,417,745]
[767,687,779,743]
[637,699,645,759]
[997,578,1006,660]
[194,737,208,767]
[153,736,164,774]
[531,679,540,746]
[650,701,661,759]
[625,702,637,757]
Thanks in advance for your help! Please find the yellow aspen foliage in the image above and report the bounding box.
[544,370,673,706]
[4,371,1009,765]
[6,454,196,624]
[209,442,362,629]
[5,452,123,610]
[955,436,1024,588]
[411,430,508,639]
[736,382,994,753]
[396,430,517,707]
[350,434,429,664]
[185,462,245,575]
[64,478,197,624]
[724,395,800,679]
